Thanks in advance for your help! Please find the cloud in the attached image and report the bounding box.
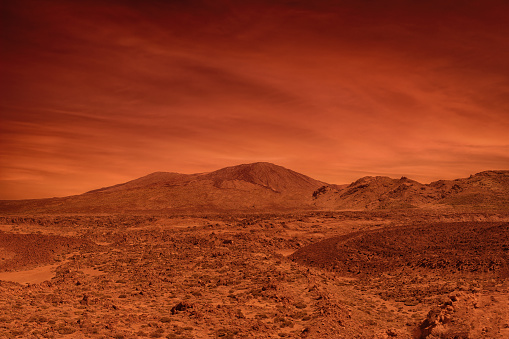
[1,0,509,198]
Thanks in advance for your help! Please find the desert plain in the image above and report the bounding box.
[0,163,508,338]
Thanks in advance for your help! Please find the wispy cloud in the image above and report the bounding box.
[2,0,509,198]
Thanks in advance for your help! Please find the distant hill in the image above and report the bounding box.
[0,163,508,214]
[311,170,509,211]
[0,162,326,214]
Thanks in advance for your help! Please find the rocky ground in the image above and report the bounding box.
[0,211,508,338]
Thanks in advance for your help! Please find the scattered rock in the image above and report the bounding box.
[79,294,88,306]
[171,301,192,315]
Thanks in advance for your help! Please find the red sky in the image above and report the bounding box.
[2,0,509,199]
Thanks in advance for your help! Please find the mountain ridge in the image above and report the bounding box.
[1,163,508,214]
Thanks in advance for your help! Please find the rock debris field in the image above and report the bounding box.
[0,211,508,338]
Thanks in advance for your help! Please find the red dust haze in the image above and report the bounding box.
[1,0,509,199]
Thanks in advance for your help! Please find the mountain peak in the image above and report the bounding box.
[203,162,325,192]
[217,162,284,172]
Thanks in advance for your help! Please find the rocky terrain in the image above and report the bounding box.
[0,211,508,338]
[312,170,509,211]
[291,221,509,277]
[0,164,508,338]
[1,163,508,214]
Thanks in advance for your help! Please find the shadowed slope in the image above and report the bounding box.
[290,222,509,276]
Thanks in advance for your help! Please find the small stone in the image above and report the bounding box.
[386,329,398,337]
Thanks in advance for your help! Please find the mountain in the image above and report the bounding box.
[0,164,508,214]
[311,170,509,210]
[428,170,509,210]
[311,176,430,210]
[0,162,326,214]
[202,162,324,193]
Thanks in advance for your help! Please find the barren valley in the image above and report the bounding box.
[0,164,508,338]
[4,0,509,336]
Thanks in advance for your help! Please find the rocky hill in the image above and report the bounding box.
[0,164,508,214]
[312,170,509,211]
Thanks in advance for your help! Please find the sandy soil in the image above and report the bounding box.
[0,262,62,285]
[0,211,507,338]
